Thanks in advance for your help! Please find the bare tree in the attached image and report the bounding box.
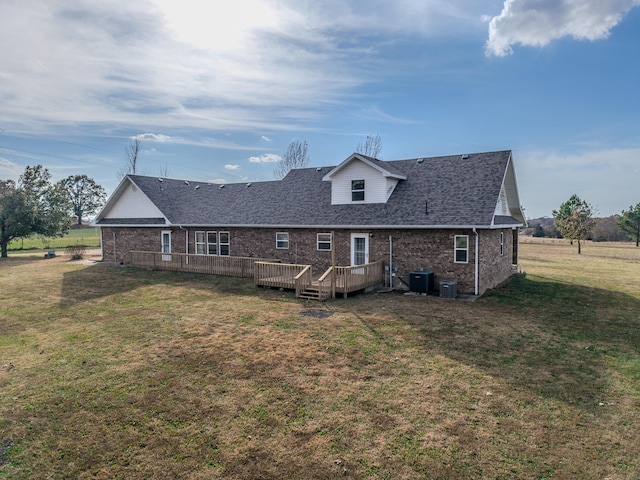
[356,134,382,159]
[118,138,143,180]
[158,163,169,179]
[274,140,309,179]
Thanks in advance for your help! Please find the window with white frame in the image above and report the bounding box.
[351,179,365,201]
[500,232,505,256]
[207,231,218,255]
[317,233,332,251]
[454,235,469,263]
[195,231,231,256]
[219,231,230,256]
[276,232,289,249]
[195,231,206,255]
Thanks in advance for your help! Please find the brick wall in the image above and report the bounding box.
[100,226,517,295]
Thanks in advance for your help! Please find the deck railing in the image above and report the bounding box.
[126,251,276,278]
[254,261,312,290]
[294,265,313,297]
[334,261,384,297]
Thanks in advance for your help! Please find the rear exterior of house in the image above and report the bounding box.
[96,151,526,296]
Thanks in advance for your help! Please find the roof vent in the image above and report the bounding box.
[461,154,469,159]
[219,184,225,189]
[184,181,190,185]
[194,185,200,190]
[316,167,322,171]
[158,178,164,182]
[246,182,252,187]
[416,158,424,164]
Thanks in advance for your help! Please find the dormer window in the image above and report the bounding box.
[351,179,365,201]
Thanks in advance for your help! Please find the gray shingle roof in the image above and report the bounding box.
[100,150,520,228]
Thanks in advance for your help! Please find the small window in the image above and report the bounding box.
[351,179,365,202]
[317,233,332,251]
[219,232,230,256]
[195,231,206,255]
[454,235,468,263]
[500,232,505,256]
[276,232,289,249]
[207,231,218,255]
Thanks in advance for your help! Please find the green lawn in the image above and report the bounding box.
[7,227,100,253]
[0,240,639,479]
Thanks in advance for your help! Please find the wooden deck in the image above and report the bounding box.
[125,251,277,278]
[255,260,384,300]
[124,252,383,300]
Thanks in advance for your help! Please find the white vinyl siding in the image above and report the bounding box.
[105,181,164,219]
[330,160,388,205]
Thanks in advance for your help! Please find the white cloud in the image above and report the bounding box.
[249,153,281,163]
[0,0,488,136]
[485,0,640,56]
[225,164,240,170]
[261,136,271,142]
[133,133,171,142]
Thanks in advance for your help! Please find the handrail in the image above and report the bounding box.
[294,265,312,297]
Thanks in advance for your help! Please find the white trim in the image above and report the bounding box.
[276,232,289,249]
[454,235,469,264]
[322,153,407,181]
[317,233,332,251]
[350,233,369,266]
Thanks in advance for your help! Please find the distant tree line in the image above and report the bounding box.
[524,199,640,248]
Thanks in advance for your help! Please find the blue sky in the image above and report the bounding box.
[1,0,639,218]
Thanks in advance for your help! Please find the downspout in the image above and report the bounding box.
[113,232,117,263]
[473,228,479,296]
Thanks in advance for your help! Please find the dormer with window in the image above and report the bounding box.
[322,153,407,205]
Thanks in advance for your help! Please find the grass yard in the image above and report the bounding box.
[1,240,639,479]
[7,227,100,253]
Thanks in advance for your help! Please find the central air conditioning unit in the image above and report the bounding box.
[439,280,458,299]
[409,270,434,294]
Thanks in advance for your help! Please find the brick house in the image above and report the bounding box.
[95,150,526,296]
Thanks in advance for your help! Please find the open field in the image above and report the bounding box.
[7,227,100,253]
[1,240,639,479]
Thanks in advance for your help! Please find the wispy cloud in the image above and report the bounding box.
[261,136,271,142]
[249,153,281,163]
[0,0,488,137]
[0,157,23,180]
[224,164,240,170]
[485,0,640,56]
[133,133,171,142]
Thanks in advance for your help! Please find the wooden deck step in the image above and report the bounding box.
[298,285,330,301]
